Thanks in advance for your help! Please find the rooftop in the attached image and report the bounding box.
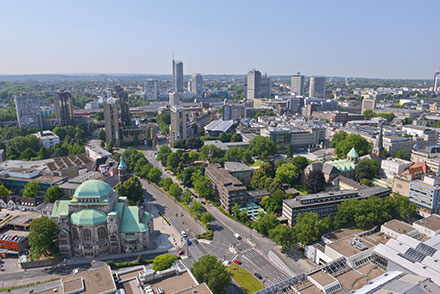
[73,180,113,199]
[414,214,440,232]
[204,120,234,132]
[382,219,416,235]
[224,161,252,172]
[205,164,247,192]
[60,265,116,294]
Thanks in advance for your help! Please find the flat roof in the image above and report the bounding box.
[61,265,116,294]
[224,161,252,172]
[2,210,42,227]
[309,271,337,286]
[144,271,197,294]
[204,120,234,132]
[323,229,361,243]
[414,214,440,232]
[382,219,416,235]
[326,235,376,258]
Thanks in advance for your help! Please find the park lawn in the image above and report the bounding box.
[251,160,263,167]
[227,263,264,294]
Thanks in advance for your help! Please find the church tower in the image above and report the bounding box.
[373,123,385,158]
[347,147,359,164]
[118,155,129,183]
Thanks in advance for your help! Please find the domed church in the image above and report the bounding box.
[51,179,153,258]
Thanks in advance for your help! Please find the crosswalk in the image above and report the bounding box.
[241,249,291,287]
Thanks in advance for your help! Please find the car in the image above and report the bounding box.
[181,231,187,237]
[233,259,241,265]
[254,273,263,279]
[186,239,192,246]
[201,201,206,205]
[179,212,184,217]
[178,249,184,255]
[234,233,241,240]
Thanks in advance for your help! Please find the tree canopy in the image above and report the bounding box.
[355,158,379,181]
[116,176,144,204]
[152,253,178,271]
[248,136,277,159]
[191,255,231,294]
[23,181,40,197]
[335,134,370,158]
[28,217,59,260]
[45,185,64,203]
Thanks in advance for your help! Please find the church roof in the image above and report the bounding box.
[70,209,107,226]
[347,147,359,158]
[328,159,356,172]
[73,180,113,199]
[121,206,152,233]
[119,155,127,169]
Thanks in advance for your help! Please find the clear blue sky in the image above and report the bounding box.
[1,0,439,79]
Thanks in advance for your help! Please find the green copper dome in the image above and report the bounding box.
[74,180,113,199]
[70,209,107,226]
[347,147,359,158]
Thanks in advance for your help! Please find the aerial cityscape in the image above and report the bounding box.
[1,1,440,294]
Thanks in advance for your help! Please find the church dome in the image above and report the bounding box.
[70,209,107,226]
[74,180,113,199]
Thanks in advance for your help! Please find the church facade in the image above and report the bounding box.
[51,179,153,258]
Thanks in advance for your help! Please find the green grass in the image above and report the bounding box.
[227,264,264,294]
[292,184,308,195]
[250,160,263,167]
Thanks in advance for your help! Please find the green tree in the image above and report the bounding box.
[152,253,178,271]
[189,151,199,162]
[290,156,309,171]
[45,185,64,203]
[276,163,300,187]
[180,166,198,187]
[225,147,245,162]
[254,213,279,236]
[248,136,277,159]
[168,183,182,198]
[20,147,38,160]
[388,193,417,221]
[355,158,379,181]
[166,152,179,170]
[98,129,106,141]
[147,167,162,184]
[269,224,295,252]
[294,213,332,245]
[191,255,231,294]
[116,176,144,204]
[95,111,104,121]
[38,147,51,160]
[360,178,373,186]
[231,133,242,142]
[28,217,59,260]
[200,212,213,224]
[335,134,370,158]
[303,170,325,193]
[157,146,172,166]
[286,144,293,158]
[261,190,287,214]
[0,183,11,196]
[200,145,224,163]
[362,109,376,120]
[330,131,347,148]
[218,133,232,143]
[159,177,173,191]
[191,201,206,216]
[23,181,40,197]
[192,171,212,198]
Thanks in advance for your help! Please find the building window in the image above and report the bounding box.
[83,229,92,241]
[98,227,107,240]
[72,228,79,240]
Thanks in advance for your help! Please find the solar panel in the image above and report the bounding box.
[401,247,426,263]
[416,243,436,257]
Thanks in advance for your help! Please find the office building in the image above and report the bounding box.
[54,90,73,126]
[409,175,440,216]
[291,73,305,96]
[14,93,42,128]
[282,187,390,226]
[222,103,236,120]
[247,69,271,100]
[145,78,160,99]
[173,59,184,93]
[170,105,187,146]
[191,73,203,97]
[103,97,121,144]
[33,130,60,148]
[204,120,234,137]
[362,98,376,114]
[381,158,412,179]
[51,180,153,257]
[309,76,326,98]
[169,92,180,106]
[112,85,130,126]
[205,163,250,212]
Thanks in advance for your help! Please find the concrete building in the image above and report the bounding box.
[54,90,73,126]
[412,214,440,238]
[309,76,326,98]
[33,130,60,149]
[222,103,236,120]
[204,120,234,137]
[113,85,130,126]
[361,98,376,114]
[409,175,440,216]
[381,158,413,179]
[169,92,180,106]
[14,93,42,128]
[173,59,184,93]
[411,146,440,174]
[191,73,203,97]
[145,78,160,99]
[103,97,121,144]
[224,161,253,185]
[380,219,419,240]
[247,69,271,100]
[291,73,305,96]
[170,105,187,146]
[205,163,249,212]
[283,187,390,226]
[51,180,153,258]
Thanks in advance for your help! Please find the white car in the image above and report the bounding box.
[234,233,241,240]
[181,231,187,237]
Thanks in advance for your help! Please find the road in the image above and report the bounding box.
[141,148,315,287]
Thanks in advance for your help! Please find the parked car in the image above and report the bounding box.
[181,231,187,237]
[254,273,263,279]
[178,249,184,255]
[187,239,192,246]
[234,233,241,240]
[233,259,241,265]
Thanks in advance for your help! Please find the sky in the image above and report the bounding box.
[1,0,439,79]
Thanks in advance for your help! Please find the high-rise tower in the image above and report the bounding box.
[291,73,305,96]
[54,90,73,126]
[433,65,439,94]
[309,76,326,98]
[173,59,184,93]
[112,85,130,126]
[191,73,203,98]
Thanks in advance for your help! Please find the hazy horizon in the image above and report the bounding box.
[1,0,439,79]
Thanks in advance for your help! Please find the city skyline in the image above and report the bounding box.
[1,0,439,79]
